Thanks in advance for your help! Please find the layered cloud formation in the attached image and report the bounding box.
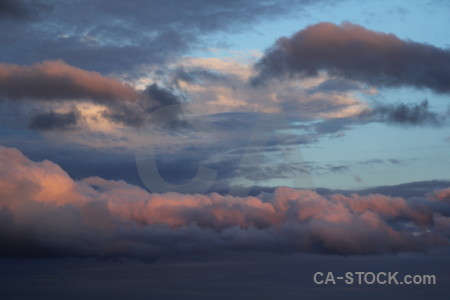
[1,145,450,260]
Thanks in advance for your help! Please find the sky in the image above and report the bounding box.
[1,0,450,299]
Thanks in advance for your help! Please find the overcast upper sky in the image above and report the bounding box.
[1,0,450,299]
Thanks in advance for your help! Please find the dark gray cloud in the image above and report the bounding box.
[308,99,445,139]
[326,164,349,173]
[101,103,148,127]
[145,83,185,110]
[28,109,80,131]
[0,0,335,74]
[252,22,450,94]
[365,100,444,126]
[102,83,186,127]
[298,158,408,179]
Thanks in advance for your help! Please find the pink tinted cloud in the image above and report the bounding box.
[430,187,450,202]
[0,61,186,128]
[253,22,450,94]
[0,145,449,259]
[0,60,139,102]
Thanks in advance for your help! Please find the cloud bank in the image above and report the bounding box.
[1,146,450,260]
[252,22,450,94]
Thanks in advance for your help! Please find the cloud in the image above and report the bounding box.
[354,100,446,126]
[28,109,80,131]
[172,54,368,118]
[1,145,450,260]
[11,60,436,132]
[367,100,444,126]
[0,60,185,128]
[307,99,445,139]
[0,0,334,73]
[252,22,450,94]
[102,83,186,127]
[0,60,139,102]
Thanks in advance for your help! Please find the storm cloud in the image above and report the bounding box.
[252,22,450,94]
